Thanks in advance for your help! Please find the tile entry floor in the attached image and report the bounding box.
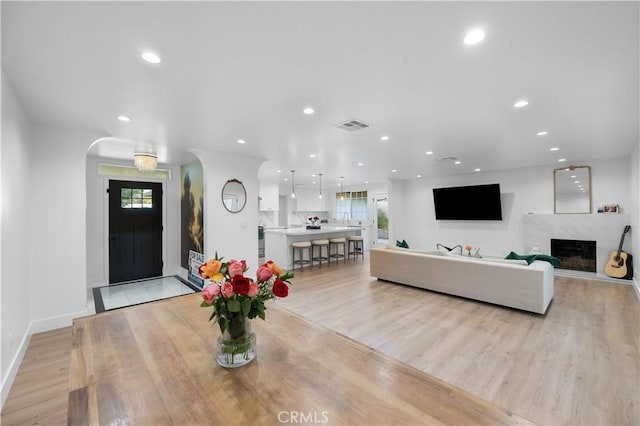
[94,276,197,312]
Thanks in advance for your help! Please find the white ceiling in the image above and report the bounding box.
[2,1,638,188]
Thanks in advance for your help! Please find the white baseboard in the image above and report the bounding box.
[633,277,640,300]
[0,307,91,410]
[30,308,91,334]
[1,323,32,410]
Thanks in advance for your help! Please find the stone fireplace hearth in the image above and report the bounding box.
[551,239,596,272]
[523,213,631,278]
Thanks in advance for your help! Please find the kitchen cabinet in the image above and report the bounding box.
[259,183,279,211]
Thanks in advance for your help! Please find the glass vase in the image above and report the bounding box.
[216,315,256,368]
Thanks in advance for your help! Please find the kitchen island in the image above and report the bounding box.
[265,225,363,269]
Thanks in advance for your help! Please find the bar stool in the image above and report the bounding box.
[348,236,364,261]
[328,237,347,264]
[291,241,311,271]
[311,239,330,268]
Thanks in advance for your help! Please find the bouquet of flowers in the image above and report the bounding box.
[199,252,294,334]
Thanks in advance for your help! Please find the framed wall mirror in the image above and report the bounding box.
[554,166,592,214]
[222,179,247,213]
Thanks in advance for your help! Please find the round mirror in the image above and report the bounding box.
[221,179,247,213]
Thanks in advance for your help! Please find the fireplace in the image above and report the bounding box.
[550,239,596,272]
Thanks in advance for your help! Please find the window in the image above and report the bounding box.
[121,188,153,209]
[335,190,368,220]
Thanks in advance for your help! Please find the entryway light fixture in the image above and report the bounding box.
[290,170,296,199]
[339,176,345,200]
[318,173,323,199]
[134,152,158,171]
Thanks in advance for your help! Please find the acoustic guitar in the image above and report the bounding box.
[605,225,633,279]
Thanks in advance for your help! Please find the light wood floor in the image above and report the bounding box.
[2,257,639,425]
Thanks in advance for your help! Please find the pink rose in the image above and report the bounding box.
[221,281,234,298]
[248,282,259,297]
[201,283,220,303]
[228,260,245,278]
[256,265,273,282]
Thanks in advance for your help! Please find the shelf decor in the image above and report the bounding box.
[199,253,294,367]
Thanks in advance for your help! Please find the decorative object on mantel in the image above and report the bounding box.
[465,245,473,256]
[396,239,409,249]
[603,204,619,213]
[199,253,294,367]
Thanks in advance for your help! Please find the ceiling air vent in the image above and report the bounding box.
[336,119,371,132]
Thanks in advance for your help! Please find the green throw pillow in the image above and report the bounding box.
[396,239,409,249]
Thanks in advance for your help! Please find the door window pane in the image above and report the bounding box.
[121,187,154,209]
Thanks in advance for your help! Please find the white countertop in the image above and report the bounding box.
[264,225,363,236]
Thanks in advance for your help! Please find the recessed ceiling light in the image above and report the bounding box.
[117,115,131,122]
[537,131,548,136]
[514,100,529,108]
[380,135,390,141]
[574,180,580,184]
[426,151,433,155]
[463,28,486,45]
[141,52,161,64]
[357,162,364,166]
[558,158,567,162]
[391,169,397,173]
[475,168,481,172]
[416,174,422,178]
[550,147,559,151]
[364,181,369,184]
[309,153,316,158]
[237,139,246,144]
[303,107,315,115]
[311,174,316,177]
[277,170,282,173]
[454,161,461,165]
[570,175,576,178]
[284,178,289,182]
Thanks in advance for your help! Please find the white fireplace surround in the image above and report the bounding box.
[523,214,632,280]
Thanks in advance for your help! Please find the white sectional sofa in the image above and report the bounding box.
[370,246,554,314]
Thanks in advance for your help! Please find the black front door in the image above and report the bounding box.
[109,180,163,283]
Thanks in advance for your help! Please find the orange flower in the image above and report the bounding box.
[199,259,224,282]
[465,245,473,251]
[266,260,283,277]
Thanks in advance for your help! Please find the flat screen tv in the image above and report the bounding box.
[433,183,502,220]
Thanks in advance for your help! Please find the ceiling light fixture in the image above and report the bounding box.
[391,169,397,173]
[318,173,323,199]
[536,131,548,136]
[309,153,316,158]
[475,168,481,172]
[380,135,390,141]
[237,139,246,144]
[134,152,158,172]
[463,28,486,45]
[117,115,131,122]
[357,162,364,166]
[454,161,461,165]
[290,170,296,198]
[339,176,345,200]
[303,107,315,115]
[141,52,161,64]
[426,151,433,155]
[514,100,529,108]
[550,147,559,151]
[558,158,567,162]
[416,174,422,178]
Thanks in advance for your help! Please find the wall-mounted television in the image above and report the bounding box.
[433,183,503,220]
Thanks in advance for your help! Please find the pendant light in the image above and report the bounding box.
[318,173,323,199]
[339,176,345,200]
[290,170,296,199]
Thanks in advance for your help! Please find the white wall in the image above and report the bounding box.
[193,150,263,270]
[85,157,182,287]
[1,71,32,406]
[630,142,639,293]
[391,158,631,258]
